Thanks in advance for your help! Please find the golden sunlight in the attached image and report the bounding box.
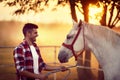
[89,4,104,25]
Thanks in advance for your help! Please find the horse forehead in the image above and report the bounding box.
[67,28,74,35]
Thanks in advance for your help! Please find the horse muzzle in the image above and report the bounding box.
[58,51,69,63]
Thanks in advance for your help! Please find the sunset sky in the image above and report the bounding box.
[0,1,119,26]
[0,2,91,24]
[0,2,75,23]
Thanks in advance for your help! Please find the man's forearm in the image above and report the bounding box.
[19,70,39,79]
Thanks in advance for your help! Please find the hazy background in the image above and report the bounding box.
[0,1,119,80]
[0,21,72,47]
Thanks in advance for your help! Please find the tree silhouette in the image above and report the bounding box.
[100,0,120,28]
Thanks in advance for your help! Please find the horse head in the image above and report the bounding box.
[58,20,85,63]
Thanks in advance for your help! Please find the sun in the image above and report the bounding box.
[89,3,104,25]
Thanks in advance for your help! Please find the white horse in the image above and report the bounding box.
[58,20,120,80]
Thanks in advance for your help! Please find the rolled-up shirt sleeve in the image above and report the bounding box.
[13,47,25,72]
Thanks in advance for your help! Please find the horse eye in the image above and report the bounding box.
[67,35,72,39]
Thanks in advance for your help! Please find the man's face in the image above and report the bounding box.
[29,29,38,43]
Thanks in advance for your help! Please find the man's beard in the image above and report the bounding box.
[30,38,36,43]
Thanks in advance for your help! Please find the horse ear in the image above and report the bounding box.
[72,19,78,27]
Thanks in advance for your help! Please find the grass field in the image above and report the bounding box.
[0,48,16,80]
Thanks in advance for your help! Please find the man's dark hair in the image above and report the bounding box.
[23,23,38,36]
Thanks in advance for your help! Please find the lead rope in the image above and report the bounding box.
[45,69,71,80]
[45,65,77,80]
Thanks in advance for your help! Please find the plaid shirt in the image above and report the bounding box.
[13,40,46,80]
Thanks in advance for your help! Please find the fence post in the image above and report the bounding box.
[54,46,57,80]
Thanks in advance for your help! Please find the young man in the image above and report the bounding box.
[13,23,67,80]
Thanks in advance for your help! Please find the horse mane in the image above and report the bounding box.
[84,22,120,48]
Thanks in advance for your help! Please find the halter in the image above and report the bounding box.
[62,21,85,61]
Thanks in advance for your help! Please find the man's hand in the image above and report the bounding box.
[37,73,48,80]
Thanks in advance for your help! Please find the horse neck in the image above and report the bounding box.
[84,22,120,67]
